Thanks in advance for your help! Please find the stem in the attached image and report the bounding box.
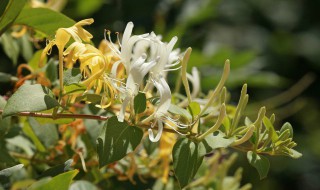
[58,48,64,94]
[9,152,55,164]
[0,109,177,133]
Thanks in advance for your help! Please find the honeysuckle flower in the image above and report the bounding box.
[117,54,158,122]
[149,35,178,78]
[63,41,116,108]
[148,76,172,142]
[187,67,200,98]
[40,18,94,66]
[39,18,94,93]
[63,41,87,68]
[106,22,150,72]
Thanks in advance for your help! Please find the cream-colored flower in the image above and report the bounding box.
[148,76,172,142]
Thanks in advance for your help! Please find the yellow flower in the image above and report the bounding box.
[40,19,94,93]
[40,18,93,67]
[64,42,116,108]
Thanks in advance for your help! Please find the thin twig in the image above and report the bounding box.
[0,109,177,133]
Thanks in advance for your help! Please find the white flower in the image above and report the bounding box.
[149,35,178,78]
[187,67,200,98]
[117,54,157,122]
[148,76,172,142]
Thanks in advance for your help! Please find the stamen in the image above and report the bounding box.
[104,29,121,55]
[164,122,187,136]
[165,60,181,68]
[163,65,182,72]
[115,32,122,48]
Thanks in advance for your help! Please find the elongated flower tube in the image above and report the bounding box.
[148,76,172,142]
[187,67,200,98]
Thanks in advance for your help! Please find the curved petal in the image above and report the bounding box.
[148,120,163,142]
[153,76,172,117]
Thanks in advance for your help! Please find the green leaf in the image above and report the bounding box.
[172,138,205,188]
[28,117,58,148]
[64,83,86,95]
[143,137,159,155]
[63,68,82,86]
[0,140,15,165]
[280,122,293,138]
[28,50,46,70]
[0,0,10,17]
[201,132,235,153]
[169,104,192,120]
[18,33,33,61]
[0,96,11,137]
[0,164,23,177]
[45,59,58,83]
[262,116,278,143]
[0,0,27,35]
[288,149,302,159]
[134,92,146,114]
[247,151,270,179]
[75,94,102,104]
[70,180,98,190]
[2,84,59,118]
[0,32,19,65]
[28,170,78,190]
[222,116,231,132]
[14,7,75,38]
[23,119,46,152]
[187,101,201,117]
[39,159,73,178]
[0,164,23,185]
[96,116,143,167]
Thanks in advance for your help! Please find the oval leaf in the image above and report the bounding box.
[0,0,27,35]
[96,116,143,167]
[0,96,11,137]
[14,7,75,38]
[0,164,23,177]
[28,170,78,190]
[280,122,293,138]
[247,151,270,179]
[63,68,82,86]
[39,159,73,179]
[134,92,146,114]
[201,132,235,153]
[262,116,278,143]
[173,138,205,188]
[2,84,59,118]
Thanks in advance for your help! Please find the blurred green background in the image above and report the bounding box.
[1,0,320,189]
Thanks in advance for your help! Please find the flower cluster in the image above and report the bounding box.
[41,19,193,142]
